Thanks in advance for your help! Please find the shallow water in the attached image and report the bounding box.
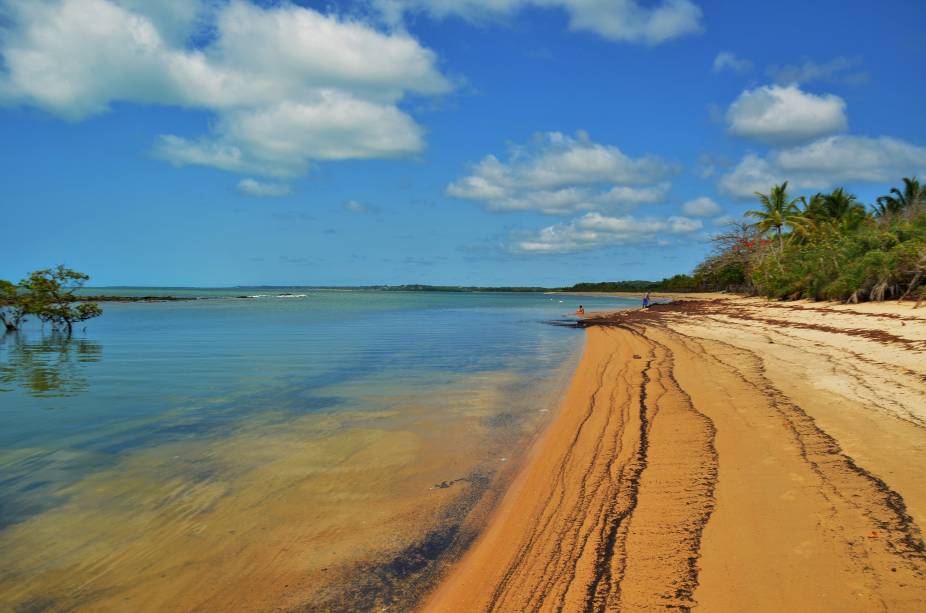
[0,289,634,611]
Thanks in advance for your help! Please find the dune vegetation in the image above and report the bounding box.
[693,177,926,304]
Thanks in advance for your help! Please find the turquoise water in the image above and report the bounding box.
[0,289,635,610]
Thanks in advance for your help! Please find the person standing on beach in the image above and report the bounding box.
[642,292,650,309]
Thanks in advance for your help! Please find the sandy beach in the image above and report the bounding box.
[424,296,926,612]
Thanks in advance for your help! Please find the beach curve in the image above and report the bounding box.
[422,297,926,612]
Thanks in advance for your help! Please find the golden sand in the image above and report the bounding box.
[424,297,926,612]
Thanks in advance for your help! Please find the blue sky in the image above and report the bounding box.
[2,0,926,286]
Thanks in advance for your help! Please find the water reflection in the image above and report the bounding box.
[0,332,101,397]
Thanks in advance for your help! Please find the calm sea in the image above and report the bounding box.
[0,289,635,611]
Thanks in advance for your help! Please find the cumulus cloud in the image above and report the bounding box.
[512,212,702,254]
[447,131,675,215]
[682,196,722,217]
[237,178,292,197]
[726,84,847,144]
[0,0,451,176]
[719,135,926,198]
[343,199,382,214]
[375,0,703,45]
[713,52,752,74]
[768,57,869,86]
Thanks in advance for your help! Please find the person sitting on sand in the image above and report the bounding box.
[642,292,650,309]
[576,305,585,316]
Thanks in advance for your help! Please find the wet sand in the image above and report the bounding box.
[424,297,926,612]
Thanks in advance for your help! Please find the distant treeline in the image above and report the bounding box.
[559,275,699,293]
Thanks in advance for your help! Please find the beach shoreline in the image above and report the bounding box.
[0,292,611,612]
[422,296,926,611]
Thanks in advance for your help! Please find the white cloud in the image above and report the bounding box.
[512,212,702,254]
[726,84,847,144]
[717,154,779,198]
[344,200,371,213]
[0,0,451,176]
[154,135,255,174]
[237,178,292,197]
[776,135,926,184]
[713,51,752,74]
[376,0,703,45]
[113,0,211,45]
[768,57,868,86]
[712,215,736,226]
[682,196,721,217]
[447,131,675,215]
[719,135,926,198]
[155,95,426,177]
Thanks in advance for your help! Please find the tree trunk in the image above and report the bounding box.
[900,267,924,303]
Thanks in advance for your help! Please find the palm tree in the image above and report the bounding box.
[747,182,803,248]
[874,177,926,217]
[791,192,826,242]
[821,187,868,231]
[822,188,859,219]
[801,192,826,221]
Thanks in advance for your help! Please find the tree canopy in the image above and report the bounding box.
[874,177,926,218]
[693,178,926,305]
[0,266,102,334]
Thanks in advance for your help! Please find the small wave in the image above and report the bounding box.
[277,293,308,298]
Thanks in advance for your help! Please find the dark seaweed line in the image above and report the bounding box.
[485,345,620,612]
[555,349,647,612]
[551,367,635,612]
[696,333,926,569]
[486,323,719,612]
[692,312,926,432]
[751,301,926,323]
[720,306,926,351]
[529,363,631,612]
[591,307,926,601]
[582,346,653,613]
[508,351,622,612]
[649,327,721,611]
[498,340,641,612]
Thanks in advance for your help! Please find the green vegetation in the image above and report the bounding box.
[560,280,661,292]
[0,266,103,334]
[694,178,926,304]
[560,276,699,293]
[745,181,804,248]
